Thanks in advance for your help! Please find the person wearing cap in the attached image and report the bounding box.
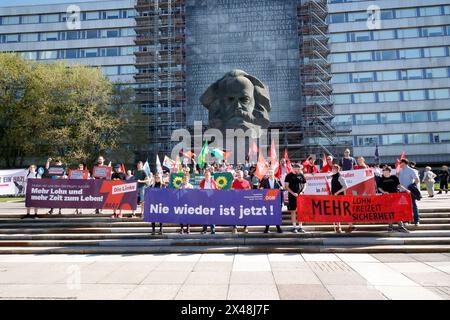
[284,163,307,233]
[111,164,126,218]
[260,169,283,233]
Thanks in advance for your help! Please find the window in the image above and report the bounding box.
[330,33,347,43]
[41,32,58,41]
[353,92,376,103]
[380,10,394,20]
[107,30,119,38]
[351,31,370,42]
[86,30,98,39]
[352,72,374,82]
[373,30,395,40]
[397,28,419,38]
[383,134,404,145]
[433,132,450,143]
[334,94,351,104]
[330,53,348,63]
[84,48,98,58]
[380,113,402,124]
[408,133,430,144]
[6,34,19,43]
[120,66,136,74]
[445,6,450,15]
[419,6,442,17]
[85,12,99,20]
[106,47,119,56]
[41,14,59,23]
[65,49,78,59]
[396,8,417,18]
[350,51,372,62]
[399,48,421,59]
[403,90,426,101]
[401,69,423,80]
[422,26,444,37]
[329,13,345,23]
[405,111,429,122]
[331,73,350,83]
[39,50,57,60]
[102,66,119,76]
[121,47,136,55]
[375,50,397,61]
[348,11,368,22]
[123,28,136,37]
[428,89,450,100]
[425,68,448,78]
[357,135,379,146]
[21,15,39,24]
[20,52,37,60]
[431,110,450,121]
[377,70,398,81]
[423,47,446,57]
[355,114,378,125]
[332,114,353,125]
[126,10,136,18]
[379,91,401,102]
[2,16,20,25]
[66,31,78,40]
[21,33,38,42]
[105,11,120,19]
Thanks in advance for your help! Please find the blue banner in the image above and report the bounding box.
[143,188,282,226]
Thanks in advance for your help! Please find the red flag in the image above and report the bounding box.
[395,151,406,174]
[269,139,279,172]
[254,153,269,180]
[248,141,258,163]
[121,163,126,173]
[322,153,327,169]
[284,148,292,173]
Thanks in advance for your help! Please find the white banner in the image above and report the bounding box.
[0,169,28,196]
[304,169,377,196]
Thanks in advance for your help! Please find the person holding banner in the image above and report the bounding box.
[321,155,334,173]
[200,170,217,235]
[111,164,126,218]
[149,173,164,235]
[72,163,89,215]
[92,156,110,215]
[46,158,65,215]
[285,163,307,233]
[231,170,252,234]
[179,173,193,234]
[260,169,283,234]
[132,161,150,218]
[302,155,319,174]
[399,159,421,226]
[339,149,357,171]
[24,165,40,219]
[378,166,410,233]
[329,164,353,233]
[354,157,369,170]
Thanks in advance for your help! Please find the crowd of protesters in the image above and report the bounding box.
[23,150,450,235]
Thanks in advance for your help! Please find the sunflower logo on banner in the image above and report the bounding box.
[213,172,233,190]
[215,175,228,189]
[171,175,184,189]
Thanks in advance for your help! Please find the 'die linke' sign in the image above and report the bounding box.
[144,188,282,226]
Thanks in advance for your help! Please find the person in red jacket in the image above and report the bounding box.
[354,156,369,170]
[199,170,218,234]
[302,155,319,174]
[231,170,251,234]
[321,155,334,173]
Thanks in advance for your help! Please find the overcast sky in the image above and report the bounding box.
[1,0,100,7]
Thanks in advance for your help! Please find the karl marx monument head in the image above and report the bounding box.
[200,70,271,134]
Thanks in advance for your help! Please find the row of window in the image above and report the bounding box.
[0,28,136,44]
[330,46,450,63]
[334,88,450,105]
[333,110,450,126]
[17,46,137,60]
[0,10,136,25]
[330,25,450,43]
[329,5,450,24]
[331,67,449,84]
[101,65,136,76]
[355,132,450,147]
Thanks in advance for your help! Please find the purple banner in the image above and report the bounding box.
[25,179,138,210]
[144,188,282,225]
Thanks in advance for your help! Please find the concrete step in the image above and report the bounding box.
[0,244,449,254]
[1,236,450,248]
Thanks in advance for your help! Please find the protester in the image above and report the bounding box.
[339,149,357,171]
[302,155,319,174]
[329,164,355,233]
[46,158,65,215]
[126,170,134,181]
[179,173,193,234]
[353,157,369,170]
[438,165,449,194]
[398,159,421,226]
[73,163,89,215]
[199,170,217,235]
[133,161,150,217]
[422,166,437,198]
[149,173,164,235]
[23,164,40,219]
[284,163,307,233]
[321,155,334,173]
[231,170,252,234]
[111,164,126,218]
[92,155,110,215]
[260,169,283,233]
[378,166,409,232]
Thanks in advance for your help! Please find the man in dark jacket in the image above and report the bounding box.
[260,169,283,233]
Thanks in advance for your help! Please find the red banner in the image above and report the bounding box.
[297,193,413,223]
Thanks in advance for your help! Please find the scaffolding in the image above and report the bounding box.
[297,0,350,161]
[134,0,186,160]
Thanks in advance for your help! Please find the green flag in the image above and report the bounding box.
[197,140,209,169]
